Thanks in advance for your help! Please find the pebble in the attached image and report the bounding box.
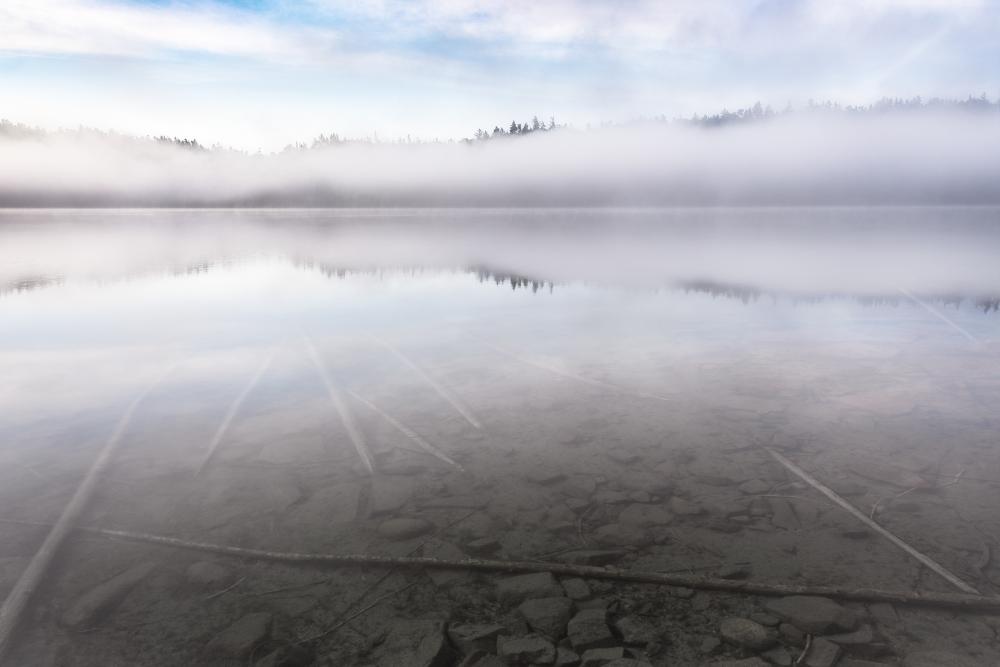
[669,497,706,516]
[719,617,777,651]
[580,646,625,666]
[749,612,780,627]
[561,578,592,600]
[205,612,273,659]
[707,518,743,533]
[497,572,565,606]
[566,498,592,513]
[761,646,793,666]
[612,616,658,645]
[738,479,771,495]
[668,586,695,599]
[370,477,415,516]
[608,451,642,465]
[518,597,575,639]
[567,609,616,652]
[62,561,157,628]
[803,637,841,667]
[466,537,501,555]
[716,563,751,580]
[594,490,632,504]
[448,624,507,654]
[555,646,582,666]
[616,504,673,527]
[691,593,711,611]
[699,637,721,654]
[376,619,452,667]
[377,517,434,541]
[528,470,566,485]
[765,596,859,634]
[704,658,770,666]
[254,643,312,667]
[458,651,506,667]
[778,623,806,646]
[185,561,234,589]
[576,597,613,612]
[593,523,649,547]
[867,602,899,628]
[563,476,598,498]
[619,472,674,496]
[768,497,800,530]
[498,634,556,665]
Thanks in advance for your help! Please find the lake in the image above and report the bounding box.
[1,207,999,665]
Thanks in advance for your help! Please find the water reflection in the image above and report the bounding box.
[1,209,1000,665]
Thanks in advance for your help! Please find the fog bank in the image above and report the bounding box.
[2,111,1000,206]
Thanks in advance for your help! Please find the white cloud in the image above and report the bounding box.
[0,0,997,147]
[3,0,991,63]
[0,0,338,62]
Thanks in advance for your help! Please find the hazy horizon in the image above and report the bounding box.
[3,102,1000,206]
[3,1,1000,151]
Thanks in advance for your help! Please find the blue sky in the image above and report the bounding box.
[1,0,998,150]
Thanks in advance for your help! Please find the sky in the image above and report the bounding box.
[1,0,998,151]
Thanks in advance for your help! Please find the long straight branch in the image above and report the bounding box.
[9,521,1000,613]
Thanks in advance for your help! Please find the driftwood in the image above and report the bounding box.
[370,336,482,429]
[303,336,375,473]
[27,523,1000,613]
[347,390,464,471]
[765,447,981,595]
[0,367,173,661]
[898,288,980,344]
[196,349,277,476]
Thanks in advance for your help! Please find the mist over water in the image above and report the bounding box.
[3,111,1000,206]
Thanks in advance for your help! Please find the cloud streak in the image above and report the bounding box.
[0,0,338,62]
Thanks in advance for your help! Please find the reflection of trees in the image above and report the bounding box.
[472,267,551,293]
[679,279,1000,314]
[3,261,998,314]
[0,275,63,296]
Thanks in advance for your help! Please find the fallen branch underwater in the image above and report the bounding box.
[765,447,981,595]
[0,366,175,661]
[25,522,1000,613]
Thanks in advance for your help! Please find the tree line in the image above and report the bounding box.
[3,94,998,153]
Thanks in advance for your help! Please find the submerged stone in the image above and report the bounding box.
[376,619,452,667]
[377,517,433,540]
[205,612,273,659]
[567,609,615,652]
[498,634,556,664]
[719,617,776,651]
[518,597,574,639]
[62,561,157,628]
[497,572,565,605]
[765,596,859,634]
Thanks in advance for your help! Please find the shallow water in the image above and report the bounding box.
[2,208,1000,665]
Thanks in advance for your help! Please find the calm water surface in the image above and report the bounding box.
[1,208,1000,663]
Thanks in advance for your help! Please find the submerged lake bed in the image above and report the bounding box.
[2,208,1000,666]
